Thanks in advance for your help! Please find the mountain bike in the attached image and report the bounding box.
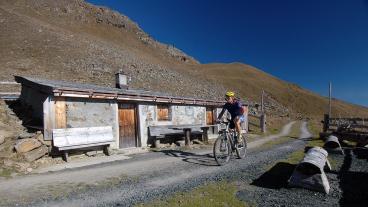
[213,119,247,165]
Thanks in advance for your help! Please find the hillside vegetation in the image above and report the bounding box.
[0,0,367,119]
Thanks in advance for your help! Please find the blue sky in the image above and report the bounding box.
[87,0,368,107]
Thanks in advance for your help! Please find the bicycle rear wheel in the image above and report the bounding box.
[235,135,247,159]
[213,136,231,166]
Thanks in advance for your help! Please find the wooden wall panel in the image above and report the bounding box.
[206,108,214,125]
[55,97,66,129]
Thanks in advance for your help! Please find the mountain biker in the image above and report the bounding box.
[217,91,245,144]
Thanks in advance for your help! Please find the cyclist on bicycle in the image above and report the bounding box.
[217,91,245,144]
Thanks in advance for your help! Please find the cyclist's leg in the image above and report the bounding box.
[233,116,243,143]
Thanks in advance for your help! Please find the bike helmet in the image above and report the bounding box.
[225,91,235,97]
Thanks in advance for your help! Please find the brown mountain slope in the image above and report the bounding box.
[189,63,368,118]
[0,0,224,99]
[0,0,367,119]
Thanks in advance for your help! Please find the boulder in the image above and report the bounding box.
[23,145,48,162]
[14,138,42,153]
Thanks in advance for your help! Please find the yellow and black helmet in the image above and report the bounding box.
[225,91,235,97]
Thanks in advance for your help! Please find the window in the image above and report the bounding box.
[157,104,171,121]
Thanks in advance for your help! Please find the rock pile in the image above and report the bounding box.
[14,132,50,162]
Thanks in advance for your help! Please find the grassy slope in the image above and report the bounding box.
[190,63,368,118]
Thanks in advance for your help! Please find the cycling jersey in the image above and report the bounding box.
[223,100,243,118]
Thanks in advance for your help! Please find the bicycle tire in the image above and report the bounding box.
[235,135,247,159]
[213,136,231,166]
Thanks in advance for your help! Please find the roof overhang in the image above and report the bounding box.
[15,76,224,107]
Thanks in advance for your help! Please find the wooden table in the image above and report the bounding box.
[169,125,217,146]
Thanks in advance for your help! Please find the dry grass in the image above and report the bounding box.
[136,181,248,207]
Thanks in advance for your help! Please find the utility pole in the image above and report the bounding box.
[329,82,332,118]
[260,90,266,133]
[323,82,332,132]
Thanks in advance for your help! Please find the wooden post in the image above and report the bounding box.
[261,114,266,133]
[261,90,265,113]
[184,128,191,146]
[260,90,266,133]
[201,127,209,144]
[323,114,330,132]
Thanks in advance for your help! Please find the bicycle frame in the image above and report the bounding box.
[219,121,236,151]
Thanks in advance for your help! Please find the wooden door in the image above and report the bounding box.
[118,103,137,148]
[206,108,214,125]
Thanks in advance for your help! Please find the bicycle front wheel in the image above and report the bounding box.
[213,136,231,166]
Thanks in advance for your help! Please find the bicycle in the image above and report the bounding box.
[213,119,247,165]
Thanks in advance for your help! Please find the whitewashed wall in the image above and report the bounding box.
[138,104,206,147]
[64,98,119,149]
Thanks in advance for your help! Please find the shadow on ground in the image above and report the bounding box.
[339,148,368,206]
[251,162,296,189]
[158,150,218,166]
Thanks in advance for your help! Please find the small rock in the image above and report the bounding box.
[18,132,34,139]
[3,159,14,167]
[14,162,30,172]
[175,140,185,147]
[34,133,51,146]
[86,151,98,157]
[0,135,4,145]
[193,139,204,145]
[26,168,33,173]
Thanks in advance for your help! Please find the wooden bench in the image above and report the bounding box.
[148,125,211,147]
[53,126,114,162]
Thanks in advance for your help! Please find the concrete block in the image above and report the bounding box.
[323,135,344,155]
[288,147,331,194]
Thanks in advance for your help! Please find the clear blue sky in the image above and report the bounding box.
[87,0,368,107]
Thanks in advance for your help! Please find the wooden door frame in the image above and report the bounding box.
[118,102,140,148]
[206,107,216,134]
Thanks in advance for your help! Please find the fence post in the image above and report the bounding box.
[323,114,329,132]
[260,90,266,133]
[260,114,266,133]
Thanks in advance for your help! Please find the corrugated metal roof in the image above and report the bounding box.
[15,76,224,106]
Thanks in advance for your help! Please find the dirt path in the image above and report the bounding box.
[0,121,298,206]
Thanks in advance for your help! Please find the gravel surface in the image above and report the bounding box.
[3,122,368,207]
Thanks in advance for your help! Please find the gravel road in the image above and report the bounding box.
[2,121,368,207]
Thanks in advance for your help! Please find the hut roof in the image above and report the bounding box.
[15,76,223,106]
